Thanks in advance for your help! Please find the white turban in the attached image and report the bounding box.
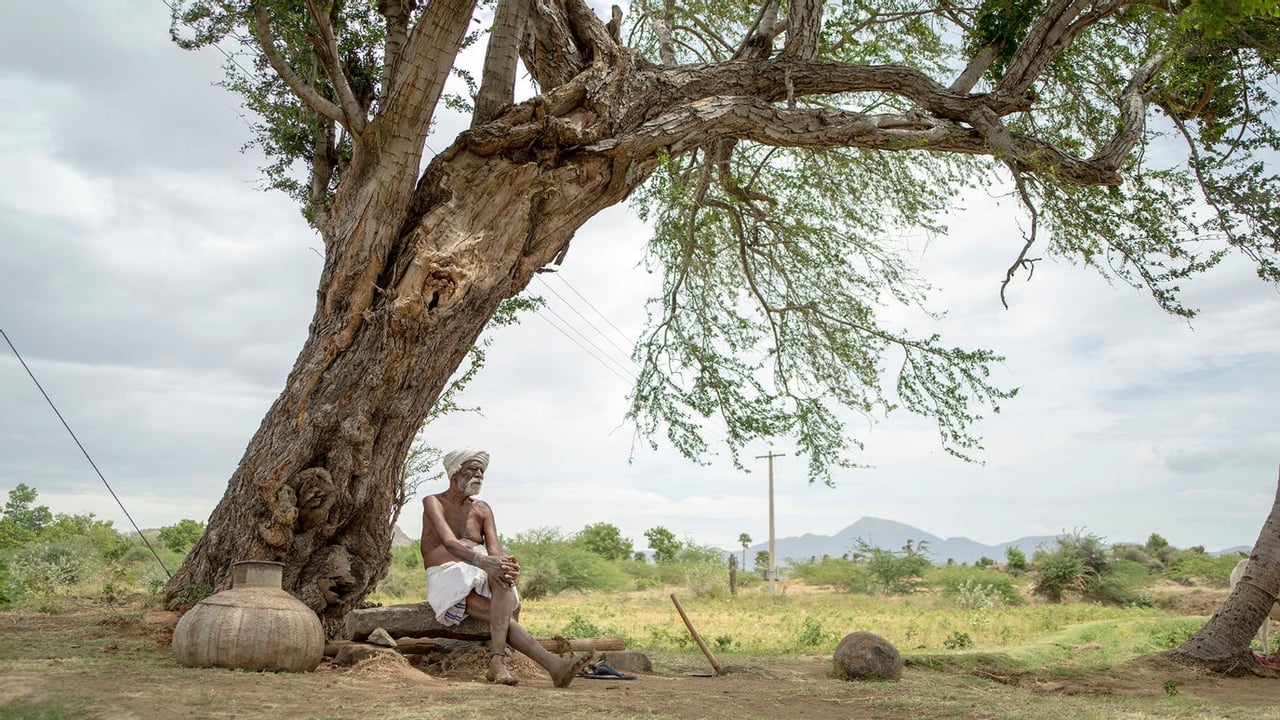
[443,448,489,479]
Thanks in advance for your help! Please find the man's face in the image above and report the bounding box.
[457,460,485,497]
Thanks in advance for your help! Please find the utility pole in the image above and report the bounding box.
[757,449,786,596]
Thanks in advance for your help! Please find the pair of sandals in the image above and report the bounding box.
[577,660,636,680]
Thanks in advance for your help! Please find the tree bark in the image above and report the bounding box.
[1169,467,1280,676]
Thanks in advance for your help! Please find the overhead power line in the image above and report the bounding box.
[1,327,172,579]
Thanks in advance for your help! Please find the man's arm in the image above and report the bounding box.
[423,496,504,575]
[477,500,519,587]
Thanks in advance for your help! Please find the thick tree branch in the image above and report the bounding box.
[1089,50,1172,168]
[994,0,1132,101]
[250,4,346,127]
[656,0,677,65]
[595,96,1123,186]
[782,0,823,61]
[378,0,414,98]
[474,0,529,126]
[305,0,368,133]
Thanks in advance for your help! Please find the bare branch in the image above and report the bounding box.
[950,45,999,94]
[999,166,1042,309]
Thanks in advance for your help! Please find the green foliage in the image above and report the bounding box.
[559,613,606,639]
[157,519,205,555]
[392,545,422,569]
[968,0,1045,77]
[1031,530,1138,603]
[754,550,772,578]
[7,540,90,595]
[644,526,681,564]
[788,555,873,593]
[0,558,18,604]
[174,581,215,607]
[931,566,1024,607]
[575,523,634,561]
[942,630,975,650]
[3,484,53,534]
[1004,546,1028,574]
[1031,547,1086,602]
[1167,550,1243,586]
[852,539,933,595]
[796,617,836,648]
[506,527,631,598]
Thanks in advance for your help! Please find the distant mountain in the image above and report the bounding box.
[392,526,414,548]
[741,516,1063,569]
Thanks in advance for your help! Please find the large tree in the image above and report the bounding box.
[162,0,1279,650]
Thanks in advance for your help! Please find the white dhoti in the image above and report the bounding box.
[425,550,520,626]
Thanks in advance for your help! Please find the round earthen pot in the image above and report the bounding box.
[172,560,324,672]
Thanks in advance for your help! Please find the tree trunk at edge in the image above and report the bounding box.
[1168,467,1280,675]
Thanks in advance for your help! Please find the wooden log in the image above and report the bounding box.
[325,635,624,658]
[535,636,625,653]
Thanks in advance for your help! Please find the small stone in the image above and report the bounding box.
[367,627,397,647]
[833,631,903,681]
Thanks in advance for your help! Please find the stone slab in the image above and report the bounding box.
[343,602,491,641]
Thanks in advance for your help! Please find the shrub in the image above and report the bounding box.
[684,560,728,599]
[9,540,91,595]
[930,566,1024,606]
[1031,549,1086,602]
[796,617,835,648]
[852,539,932,595]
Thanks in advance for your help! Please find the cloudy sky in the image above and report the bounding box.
[2,1,1277,562]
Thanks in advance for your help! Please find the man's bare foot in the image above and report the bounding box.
[551,651,594,688]
[487,653,518,686]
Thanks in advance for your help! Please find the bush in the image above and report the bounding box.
[852,539,932,595]
[1167,551,1242,587]
[1031,548,1086,602]
[1089,559,1154,605]
[930,566,1024,606]
[684,560,728,599]
[9,540,90,595]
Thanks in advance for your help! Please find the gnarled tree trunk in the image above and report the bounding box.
[162,10,647,632]
[1169,467,1280,676]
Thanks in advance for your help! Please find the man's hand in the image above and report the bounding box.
[496,554,520,587]
[475,550,519,587]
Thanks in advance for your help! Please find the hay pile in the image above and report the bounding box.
[430,646,544,681]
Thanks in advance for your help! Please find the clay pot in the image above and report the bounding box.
[172,560,324,672]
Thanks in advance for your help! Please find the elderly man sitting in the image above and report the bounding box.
[421,447,592,686]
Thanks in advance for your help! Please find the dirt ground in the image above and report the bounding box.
[3,586,1280,720]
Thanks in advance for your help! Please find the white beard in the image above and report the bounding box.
[463,479,483,497]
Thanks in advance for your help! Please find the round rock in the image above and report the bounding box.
[832,631,902,681]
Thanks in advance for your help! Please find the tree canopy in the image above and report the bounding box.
[167,0,1280,484]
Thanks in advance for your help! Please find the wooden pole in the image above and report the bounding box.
[670,593,721,675]
[729,554,737,596]
[756,450,785,596]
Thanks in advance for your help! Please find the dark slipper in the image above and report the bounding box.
[579,662,636,680]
